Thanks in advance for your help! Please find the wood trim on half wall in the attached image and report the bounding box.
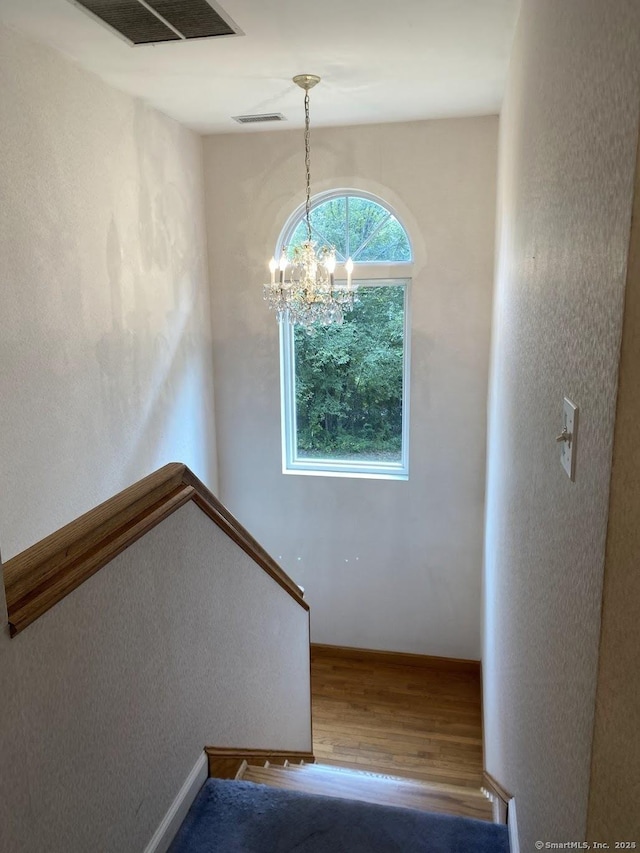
[481,770,511,824]
[4,463,308,636]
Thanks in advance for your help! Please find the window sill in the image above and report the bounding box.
[283,465,409,482]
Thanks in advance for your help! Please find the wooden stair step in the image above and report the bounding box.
[270,760,489,798]
[283,761,486,794]
[241,763,492,822]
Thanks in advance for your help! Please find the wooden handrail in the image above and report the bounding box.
[3,463,308,637]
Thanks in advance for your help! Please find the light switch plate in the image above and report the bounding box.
[561,397,578,480]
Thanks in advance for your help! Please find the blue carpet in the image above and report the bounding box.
[169,778,510,853]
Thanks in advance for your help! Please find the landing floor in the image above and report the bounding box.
[310,646,484,791]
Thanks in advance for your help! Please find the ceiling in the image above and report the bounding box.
[0,0,519,134]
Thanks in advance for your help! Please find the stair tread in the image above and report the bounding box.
[242,763,492,821]
[283,762,487,796]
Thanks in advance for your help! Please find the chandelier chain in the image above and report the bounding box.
[263,74,357,328]
[304,90,312,242]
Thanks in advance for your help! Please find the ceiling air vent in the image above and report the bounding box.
[69,0,242,46]
[233,113,287,125]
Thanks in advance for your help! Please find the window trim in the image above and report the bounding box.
[280,278,411,481]
[278,189,413,481]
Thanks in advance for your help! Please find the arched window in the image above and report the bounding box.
[280,192,412,263]
[279,191,412,479]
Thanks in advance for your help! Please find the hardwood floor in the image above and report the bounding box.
[310,645,484,790]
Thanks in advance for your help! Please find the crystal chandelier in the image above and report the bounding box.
[264,74,356,328]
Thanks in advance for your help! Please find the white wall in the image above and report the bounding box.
[587,134,640,841]
[0,25,218,560]
[483,0,640,847]
[204,118,497,659]
[0,501,311,853]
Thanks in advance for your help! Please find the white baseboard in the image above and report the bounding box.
[508,797,520,853]
[143,751,208,853]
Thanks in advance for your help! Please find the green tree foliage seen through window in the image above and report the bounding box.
[294,286,405,461]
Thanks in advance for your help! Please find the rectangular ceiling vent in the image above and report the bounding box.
[233,113,287,125]
[69,0,242,46]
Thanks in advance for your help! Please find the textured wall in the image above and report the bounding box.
[483,0,640,848]
[0,25,218,559]
[0,501,311,853]
[587,135,640,839]
[204,118,497,658]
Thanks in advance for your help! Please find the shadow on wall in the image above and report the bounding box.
[98,193,211,490]
[106,101,214,489]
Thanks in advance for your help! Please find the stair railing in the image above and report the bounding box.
[3,463,307,636]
